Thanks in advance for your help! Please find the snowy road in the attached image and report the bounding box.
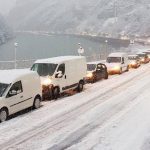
[0,64,150,150]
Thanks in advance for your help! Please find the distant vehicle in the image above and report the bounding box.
[86,61,108,83]
[142,51,150,61]
[31,56,87,99]
[106,52,129,74]
[0,70,42,122]
[128,55,141,68]
[136,52,149,64]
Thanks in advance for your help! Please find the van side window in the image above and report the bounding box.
[57,64,65,75]
[7,81,23,98]
[102,64,106,70]
[97,64,102,71]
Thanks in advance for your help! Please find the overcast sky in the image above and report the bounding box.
[0,0,16,15]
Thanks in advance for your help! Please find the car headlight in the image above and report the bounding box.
[86,72,93,78]
[42,78,52,86]
[113,66,120,70]
[131,61,136,65]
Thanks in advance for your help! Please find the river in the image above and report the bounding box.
[0,33,130,69]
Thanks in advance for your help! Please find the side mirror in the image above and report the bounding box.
[9,90,17,96]
[55,71,63,78]
[96,69,101,72]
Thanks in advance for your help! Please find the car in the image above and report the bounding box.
[86,61,108,83]
[106,52,129,74]
[128,55,141,68]
[31,56,87,100]
[142,51,150,61]
[0,69,42,122]
[136,52,149,64]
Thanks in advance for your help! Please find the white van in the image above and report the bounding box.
[0,69,42,122]
[31,56,87,99]
[106,52,129,74]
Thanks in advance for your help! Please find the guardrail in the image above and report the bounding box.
[0,59,36,70]
[0,53,108,70]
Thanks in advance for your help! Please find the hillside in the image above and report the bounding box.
[0,14,13,44]
[7,0,150,35]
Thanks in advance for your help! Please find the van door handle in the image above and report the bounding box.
[65,75,67,79]
[20,96,23,98]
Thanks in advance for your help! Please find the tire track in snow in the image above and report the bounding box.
[47,75,150,150]
[2,67,150,150]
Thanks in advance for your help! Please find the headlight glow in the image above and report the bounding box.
[141,58,145,61]
[42,78,52,86]
[86,72,93,78]
[113,66,120,70]
[131,61,136,65]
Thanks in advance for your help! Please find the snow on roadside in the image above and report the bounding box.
[65,73,150,150]
[0,63,149,149]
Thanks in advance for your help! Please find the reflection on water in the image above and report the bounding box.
[0,33,129,69]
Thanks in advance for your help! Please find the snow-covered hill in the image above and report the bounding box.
[6,0,150,35]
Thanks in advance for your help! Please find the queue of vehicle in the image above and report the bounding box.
[0,50,150,122]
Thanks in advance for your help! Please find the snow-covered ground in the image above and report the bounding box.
[0,63,150,150]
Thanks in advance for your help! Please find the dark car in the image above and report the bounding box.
[86,62,108,83]
[137,53,149,64]
[143,51,150,61]
[128,55,141,69]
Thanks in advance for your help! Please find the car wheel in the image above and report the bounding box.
[119,68,122,74]
[53,87,60,100]
[126,66,129,72]
[104,72,108,79]
[77,81,84,92]
[92,75,97,83]
[0,108,8,122]
[33,97,41,109]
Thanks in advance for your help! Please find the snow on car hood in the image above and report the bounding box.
[40,76,53,85]
[87,71,94,74]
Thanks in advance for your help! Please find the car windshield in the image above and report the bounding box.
[138,54,145,57]
[87,64,96,71]
[31,63,58,76]
[144,52,150,55]
[0,83,9,97]
[128,56,137,60]
[107,57,121,63]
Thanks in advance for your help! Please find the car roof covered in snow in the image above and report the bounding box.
[138,49,150,53]
[108,52,127,57]
[0,69,36,84]
[136,52,146,55]
[128,54,138,57]
[35,56,85,64]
